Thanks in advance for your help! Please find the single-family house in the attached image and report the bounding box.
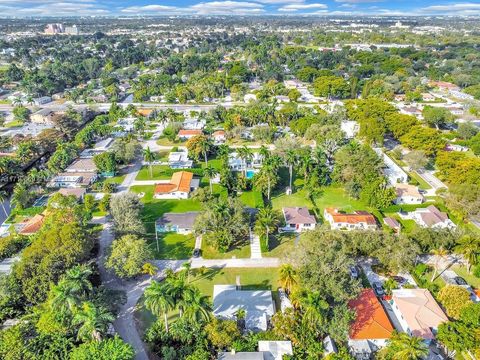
[274,95,290,103]
[31,109,55,124]
[348,289,394,359]
[153,171,199,199]
[65,158,98,173]
[116,117,136,133]
[383,217,401,233]
[389,289,448,342]
[408,205,456,229]
[178,129,202,140]
[49,172,97,188]
[400,106,422,118]
[394,184,424,205]
[218,341,293,360]
[33,96,52,106]
[80,138,114,158]
[429,81,460,92]
[168,151,193,169]
[212,130,226,144]
[282,207,316,232]
[324,208,377,231]
[421,93,436,102]
[19,213,47,235]
[213,285,275,332]
[57,187,86,201]
[446,144,469,152]
[228,152,263,172]
[183,118,205,130]
[155,212,199,234]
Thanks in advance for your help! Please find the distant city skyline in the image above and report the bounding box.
[2,1,480,17]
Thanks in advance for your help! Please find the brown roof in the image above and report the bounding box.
[391,289,448,340]
[325,208,376,225]
[213,130,225,137]
[348,289,394,340]
[57,188,87,200]
[419,205,449,227]
[384,217,401,229]
[19,213,46,235]
[283,207,316,225]
[154,171,193,194]
[66,158,97,172]
[178,129,202,137]
[395,184,424,200]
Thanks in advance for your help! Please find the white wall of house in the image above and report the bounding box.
[394,195,424,205]
[154,191,189,200]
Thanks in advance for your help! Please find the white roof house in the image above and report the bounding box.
[373,148,408,185]
[168,151,193,169]
[213,285,275,332]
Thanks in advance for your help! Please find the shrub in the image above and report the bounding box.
[473,265,480,279]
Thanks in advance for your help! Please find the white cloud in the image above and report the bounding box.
[190,1,265,14]
[121,4,180,13]
[420,2,480,13]
[278,3,327,11]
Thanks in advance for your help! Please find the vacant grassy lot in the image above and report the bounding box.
[136,165,172,180]
[201,242,251,259]
[150,232,195,260]
[239,190,264,208]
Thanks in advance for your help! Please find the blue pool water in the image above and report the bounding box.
[246,170,255,179]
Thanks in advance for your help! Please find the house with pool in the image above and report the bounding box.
[228,152,263,178]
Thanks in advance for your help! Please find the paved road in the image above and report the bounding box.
[415,170,447,192]
[0,199,11,225]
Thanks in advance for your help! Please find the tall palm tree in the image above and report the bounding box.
[238,146,253,176]
[73,302,114,342]
[182,287,211,324]
[198,136,213,166]
[299,151,315,183]
[0,191,9,218]
[63,265,93,298]
[259,145,270,162]
[143,146,155,178]
[144,281,174,332]
[263,155,281,201]
[300,291,329,330]
[431,247,449,282]
[204,166,218,194]
[51,281,81,314]
[284,149,298,193]
[388,332,429,360]
[278,264,297,294]
[255,207,280,250]
[455,236,479,273]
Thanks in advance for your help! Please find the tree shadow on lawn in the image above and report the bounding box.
[242,279,273,291]
[140,202,176,230]
[155,234,194,259]
[191,265,225,282]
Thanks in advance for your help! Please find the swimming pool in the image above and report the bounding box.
[246,170,255,179]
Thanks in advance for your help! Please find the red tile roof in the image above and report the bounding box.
[19,213,46,235]
[348,289,394,340]
[325,208,376,225]
[178,129,202,137]
[154,171,193,194]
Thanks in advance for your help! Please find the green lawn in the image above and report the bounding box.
[264,233,296,258]
[452,265,480,289]
[202,243,251,259]
[408,171,432,190]
[136,165,172,180]
[5,120,24,128]
[103,174,126,185]
[151,232,195,260]
[239,190,264,208]
[156,137,186,146]
[130,185,202,233]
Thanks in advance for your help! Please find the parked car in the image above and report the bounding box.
[454,276,468,286]
[372,282,385,297]
[192,248,201,258]
[349,266,359,279]
[392,276,407,285]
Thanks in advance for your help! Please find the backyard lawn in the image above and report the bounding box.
[130,185,202,232]
[150,232,195,260]
[238,190,264,208]
[136,165,172,180]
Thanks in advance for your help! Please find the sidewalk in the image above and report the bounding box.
[249,228,262,259]
[191,257,280,268]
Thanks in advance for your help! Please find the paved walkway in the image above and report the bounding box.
[194,235,202,249]
[249,229,262,259]
[117,162,142,193]
[191,257,280,268]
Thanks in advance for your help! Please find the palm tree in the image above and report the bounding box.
[143,146,155,178]
[284,149,297,193]
[255,207,280,250]
[263,155,282,201]
[388,332,429,360]
[278,264,297,294]
[431,247,448,282]
[51,281,81,314]
[144,281,174,332]
[198,136,213,166]
[73,302,114,342]
[300,291,329,330]
[182,261,192,283]
[455,236,479,273]
[12,97,22,106]
[63,265,93,298]
[204,166,218,194]
[299,151,315,182]
[238,146,253,176]
[182,287,211,324]
[0,191,9,218]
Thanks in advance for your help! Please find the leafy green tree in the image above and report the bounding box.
[205,318,240,349]
[455,235,480,273]
[422,106,454,129]
[106,234,151,279]
[93,152,117,174]
[438,285,472,319]
[109,193,145,235]
[313,76,350,99]
[12,106,30,122]
[69,336,134,360]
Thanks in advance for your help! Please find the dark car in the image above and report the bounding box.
[372,282,385,297]
[349,266,359,279]
[192,248,201,258]
[392,276,407,285]
[454,276,468,286]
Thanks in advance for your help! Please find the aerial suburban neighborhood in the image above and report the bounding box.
[0,9,479,360]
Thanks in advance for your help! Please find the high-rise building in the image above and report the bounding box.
[65,25,79,35]
[44,23,65,35]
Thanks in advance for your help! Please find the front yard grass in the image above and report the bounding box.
[150,232,195,260]
[202,242,251,259]
[103,174,126,184]
[136,165,172,180]
[264,233,296,258]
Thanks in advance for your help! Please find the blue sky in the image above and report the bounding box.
[2,0,480,17]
